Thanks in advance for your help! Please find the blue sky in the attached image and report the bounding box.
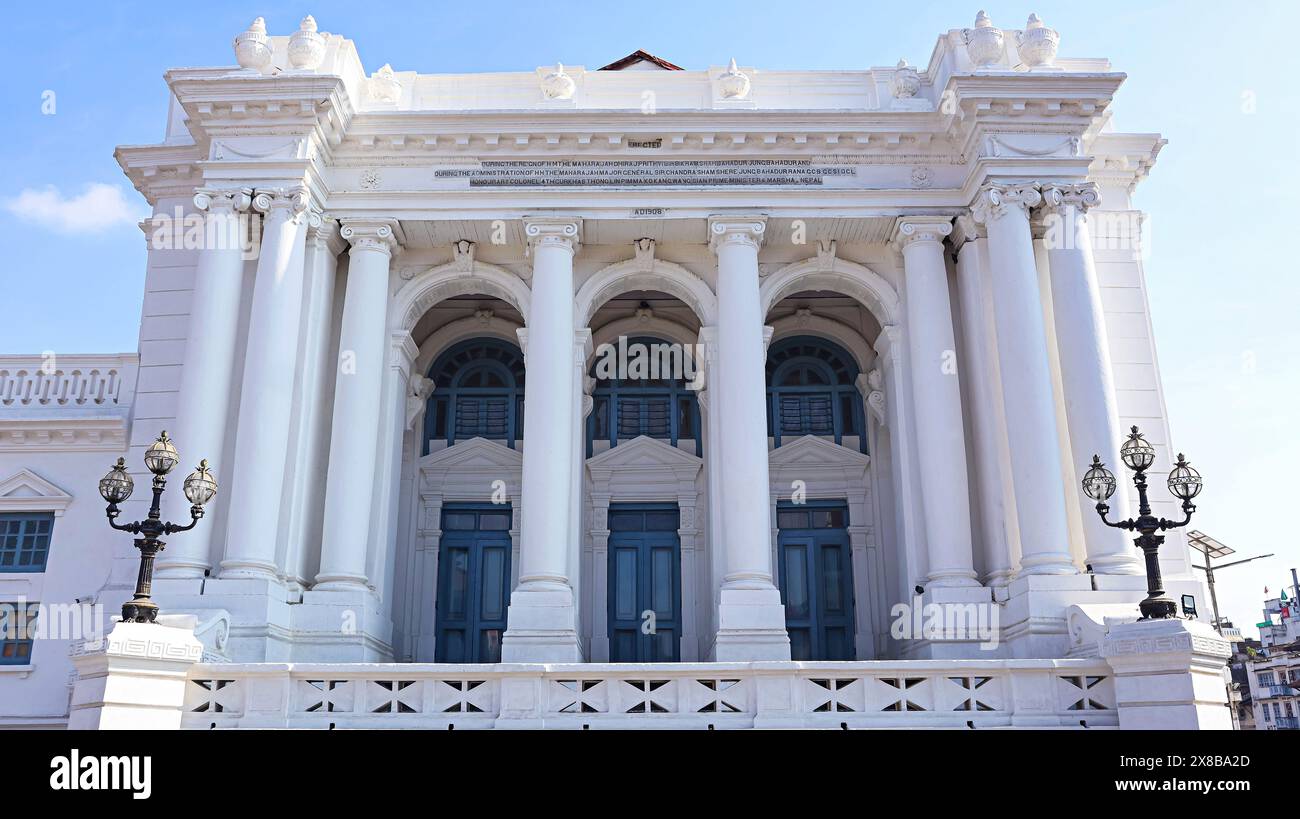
[1,0,1296,636]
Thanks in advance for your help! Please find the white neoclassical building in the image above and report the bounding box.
[0,13,1234,729]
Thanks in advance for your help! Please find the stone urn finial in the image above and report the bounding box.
[891,58,920,99]
[1017,13,1060,69]
[369,63,402,103]
[233,17,272,73]
[963,10,1005,68]
[718,58,751,99]
[288,15,326,71]
[541,63,576,100]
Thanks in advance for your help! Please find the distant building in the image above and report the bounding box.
[1244,577,1300,730]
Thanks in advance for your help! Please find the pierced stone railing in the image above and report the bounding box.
[0,355,136,407]
[181,659,1118,729]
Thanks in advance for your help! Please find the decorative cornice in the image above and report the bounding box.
[1038,182,1101,216]
[970,182,1042,224]
[340,218,401,255]
[0,417,129,453]
[707,215,767,252]
[891,216,953,251]
[523,216,582,253]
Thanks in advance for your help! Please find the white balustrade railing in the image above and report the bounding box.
[182,659,1118,729]
[0,355,137,408]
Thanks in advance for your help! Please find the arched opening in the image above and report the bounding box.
[588,334,702,458]
[766,335,867,454]
[424,338,525,454]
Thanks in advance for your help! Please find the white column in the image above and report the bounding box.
[1041,184,1142,575]
[316,221,399,590]
[220,188,312,580]
[707,216,790,661]
[157,187,252,579]
[951,217,1017,585]
[501,217,582,662]
[972,183,1075,575]
[282,217,342,588]
[892,217,978,587]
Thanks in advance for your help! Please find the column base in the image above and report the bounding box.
[1102,617,1232,730]
[312,574,370,592]
[712,586,791,661]
[897,585,1000,659]
[153,559,211,580]
[501,583,582,662]
[218,559,281,582]
[1017,553,1079,575]
[1086,553,1145,576]
[999,573,1095,658]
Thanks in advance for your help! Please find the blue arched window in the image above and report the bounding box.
[587,336,702,457]
[766,335,867,453]
[424,338,525,454]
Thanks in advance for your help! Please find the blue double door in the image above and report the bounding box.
[607,505,682,662]
[776,503,856,661]
[434,505,513,664]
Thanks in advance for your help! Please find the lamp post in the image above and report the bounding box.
[1080,425,1203,620]
[98,431,217,623]
[1187,530,1273,636]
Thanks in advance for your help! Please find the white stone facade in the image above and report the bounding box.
[0,12,1220,728]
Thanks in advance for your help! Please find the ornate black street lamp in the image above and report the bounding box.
[1080,425,1203,620]
[98,431,217,623]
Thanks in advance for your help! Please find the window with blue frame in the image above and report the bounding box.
[423,338,526,454]
[0,600,37,665]
[0,512,54,573]
[587,336,701,457]
[765,335,867,453]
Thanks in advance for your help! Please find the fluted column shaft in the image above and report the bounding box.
[157,187,252,578]
[220,188,312,579]
[1041,184,1141,574]
[973,183,1076,575]
[316,221,399,590]
[893,217,979,587]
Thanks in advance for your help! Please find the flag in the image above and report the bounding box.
[1284,589,1290,601]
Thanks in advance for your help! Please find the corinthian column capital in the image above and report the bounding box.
[970,182,1042,224]
[707,215,767,253]
[1039,182,1102,216]
[339,219,401,256]
[891,216,953,251]
[193,186,253,214]
[523,216,582,254]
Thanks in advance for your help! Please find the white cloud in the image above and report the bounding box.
[2,183,144,234]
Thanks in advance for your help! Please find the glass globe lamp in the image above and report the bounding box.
[1119,425,1156,472]
[143,430,180,476]
[1081,455,1117,502]
[98,457,134,504]
[1167,453,1203,501]
[183,459,218,507]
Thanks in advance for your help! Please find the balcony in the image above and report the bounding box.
[181,658,1118,729]
[1257,684,1300,699]
[1273,716,1299,730]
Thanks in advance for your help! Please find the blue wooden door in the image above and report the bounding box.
[435,505,513,663]
[607,505,681,662]
[776,504,855,661]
